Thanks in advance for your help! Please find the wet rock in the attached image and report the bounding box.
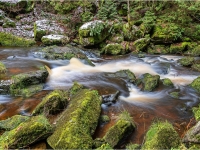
[103,111,135,148]
[0,115,30,131]
[0,115,53,149]
[147,44,169,54]
[0,32,35,47]
[162,78,174,87]
[32,90,69,116]
[79,20,109,46]
[190,76,200,93]
[10,69,48,97]
[34,20,65,41]
[0,80,10,94]
[178,57,195,67]
[39,45,94,66]
[47,89,102,149]
[182,121,200,145]
[102,90,119,105]
[140,73,160,92]
[0,0,27,13]
[41,34,69,45]
[142,121,181,149]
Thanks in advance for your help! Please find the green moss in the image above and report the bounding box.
[162,78,174,87]
[192,105,200,121]
[190,76,200,93]
[142,73,160,92]
[32,90,69,116]
[178,57,195,67]
[2,18,16,28]
[192,64,200,72]
[0,115,30,131]
[142,121,181,150]
[99,115,110,124]
[79,29,90,37]
[34,23,46,41]
[169,42,189,54]
[185,45,200,56]
[0,32,35,47]
[0,115,52,149]
[102,43,124,55]
[132,38,150,52]
[126,143,140,150]
[96,143,113,150]
[47,89,102,149]
[169,92,179,99]
[103,111,135,148]
[0,61,6,73]
[147,44,169,54]
[108,34,124,43]
[69,81,84,96]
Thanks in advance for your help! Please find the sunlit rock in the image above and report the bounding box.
[41,34,69,45]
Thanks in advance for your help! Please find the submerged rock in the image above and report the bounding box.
[142,121,181,149]
[103,111,135,148]
[0,115,30,131]
[190,76,200,93]
[0,115,52,149]
[41,34,69,45]
[47,89,102,149]
[102,90,119,105]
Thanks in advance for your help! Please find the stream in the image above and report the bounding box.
[0,46,200,146]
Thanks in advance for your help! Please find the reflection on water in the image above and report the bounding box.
[0,47,200,145]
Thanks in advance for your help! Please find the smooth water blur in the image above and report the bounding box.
[0,47,200,144]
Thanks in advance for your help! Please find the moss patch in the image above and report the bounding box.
[178,57,195,67]
[47,89,102,149]
[141,73,160,92]
[169,42,188,54]
[0,61,6,73]
[142,121,181,150]
[190,76,200,93]
[162,78,174,87]
[169,92,179,99]
[0,32,35,47]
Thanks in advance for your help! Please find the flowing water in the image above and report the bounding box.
[0,46,200,146]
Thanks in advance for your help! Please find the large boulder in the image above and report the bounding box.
[190,76,200,93]
[47,89,102,149]
[79,20,109,46]
[131,38,150,52]
[142,121,181,149]
[41,34,69,45]
[169,42,189,54]
[0,115,52,149]
[103,111,135,148]
[102,43,126,55]
[34,20,66,41]
[178,57,195,67]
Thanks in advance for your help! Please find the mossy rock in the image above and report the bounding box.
[0,61,6,73]
[69,81,84,96]
[41,34,69,45]
[192,64,200,72]
[162,78,174,87]
[151,23,183,43]
[169,92,179,99]
[142,121,181,150]
[185,45,200,56]
[99,115,110,124]
[169,42,189,54]
[182,121,200,145]
[102,43,125,55]
[0,115,52,149]
[0,9,5,20]
[141,73,160,92]
[0,115,30,131]
[47,89,102,149]
[0,32,35,47]
[103,111,135,148]
[190,76,200,93]
[32,90,69,116]
[0,80,11,94]
[96,143,113,150]
[126,143,141,150]
[0,0,27,13]
[10,70,48,96]
[178,57,195,67]
[147,44,169,54]
[108,34,124,43]
[2,17,16,28]
[192,105,200,121]
[132,38,150,52]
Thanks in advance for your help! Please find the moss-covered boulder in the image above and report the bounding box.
[185,45,200,57]
[10,70,48,97]
[190,76,200,93]
[147,44,169,54]
[34,20,66,41]
[39,45,94,66]
[169,42,189,54]
[182,121,200,145]
[178,57,195,67]
[151,23,183,43]
[103,111,135,148]
[192,105,200,121]
[32,90,69,116]
[41,34,69,45]
[79,20,109,46]
[108,34,124,43]
[102,43,127,55]
[0,115,30,131]
[122,23,143,41]
[47,89,102,149]
[131,38,150,52]
[0,61,6,73]
[192,64,200,72]
[0,32,35,47]
[141,73,160,92]
[69,81,84,96]
[0,115,52,149]
[0,0,27,13]
[142,121,181,150]
[162,78,174,87]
